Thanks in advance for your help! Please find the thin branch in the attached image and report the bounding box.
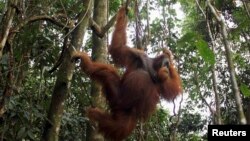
[48,30,70,73]
[242,0,250,19]
[12,14,74,33]
[193,65,215,115]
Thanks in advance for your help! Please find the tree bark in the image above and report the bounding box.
[247,102,250,124]
[0,0,18,114]
[207,0,247,124]
[41,0,93,140]
[0,0,17,59]
[87,0,108,140]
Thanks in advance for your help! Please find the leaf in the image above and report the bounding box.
[177,32,197,49]
[195,40,215,66]
[179,32,197,43]
[17,127,26,139]
[28,131,35,140]
[240,84,250,97]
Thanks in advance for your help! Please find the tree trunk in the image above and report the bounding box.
[41,1,92,141]
[0,0,17,114]
[247,102,250,124]
[86,0,107,141]
[207,0,247,124]
[0,0,17,59]
[195,0,222,124]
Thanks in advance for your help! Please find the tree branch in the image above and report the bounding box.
[242,0,250,19]
[89,13,117,38]
[12,14,74,32]
[48,30,70,73]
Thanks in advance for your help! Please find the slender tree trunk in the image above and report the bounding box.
[247,102,250,124]
[207,0,247,124]
[134,1,143,49]
[0,0,17,59]
[86,0,107,140]
[212,69,222,124]
[145,0,150,48]
[0,0,17,114]
[195,0,222,124]
[41,1,92,141]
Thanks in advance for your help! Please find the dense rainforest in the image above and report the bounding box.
[0,0,249,140]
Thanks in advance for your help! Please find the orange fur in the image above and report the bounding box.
[72,6,182,141]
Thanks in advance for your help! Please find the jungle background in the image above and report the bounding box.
[0,0,249,141]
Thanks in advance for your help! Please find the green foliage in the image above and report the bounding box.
[231,8,250,40]
[0,1,4,12]
[178,110,207,134]
[127,108,171,141]
[195,40,215,66]
[184,134,204,141]
[240,83,250,97]
[177,32,197,46]
[148,1,180,53]
[109,0,123,13]
[1,95,47,140]
[178,31,215,66]
[214,0,235,10]
[60,113,88,140]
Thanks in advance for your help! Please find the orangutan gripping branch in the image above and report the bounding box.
[72,6,182,141]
